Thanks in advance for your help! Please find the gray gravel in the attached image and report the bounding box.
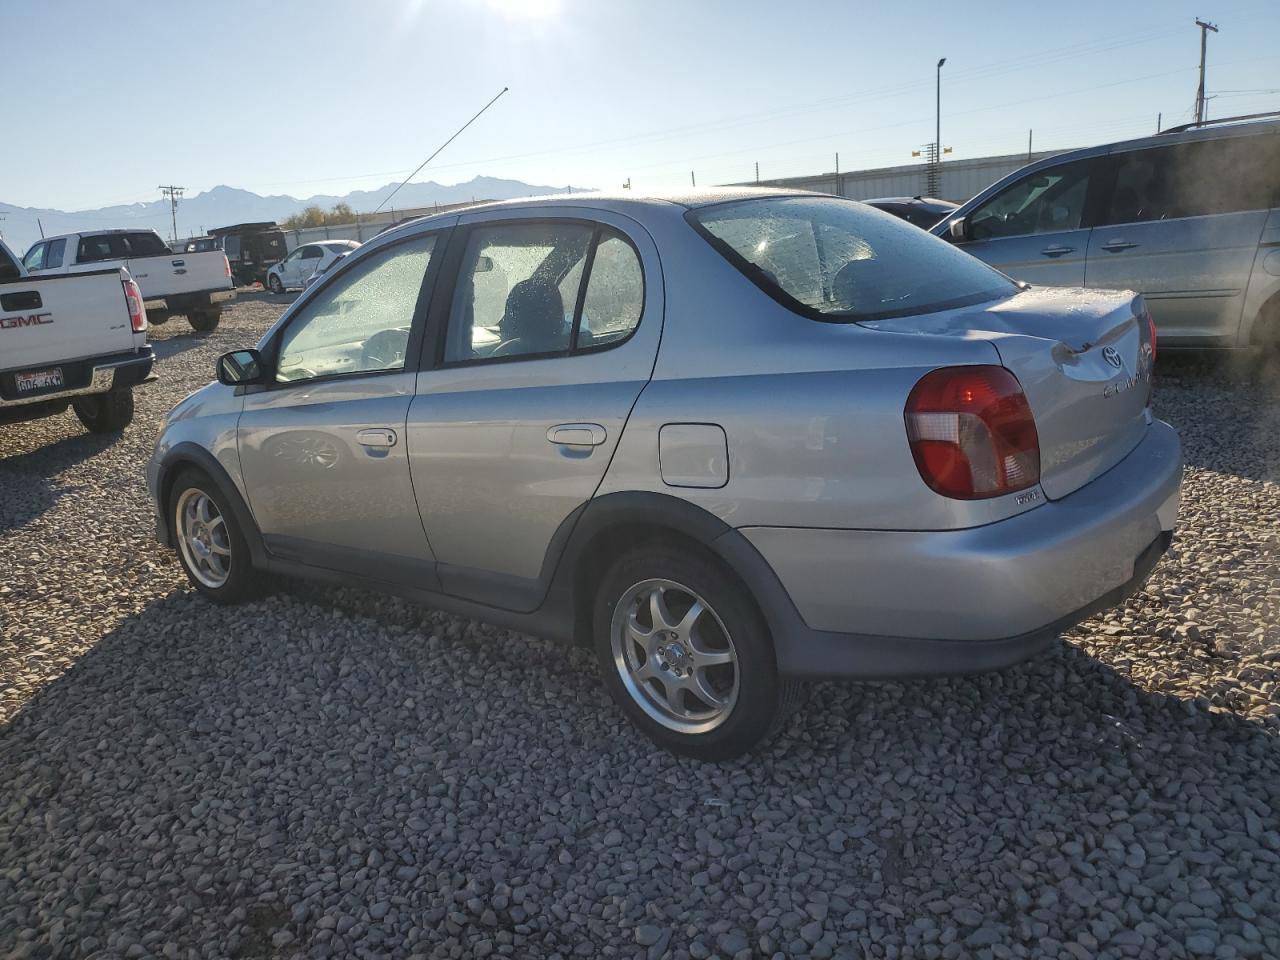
[2,297,1279,959]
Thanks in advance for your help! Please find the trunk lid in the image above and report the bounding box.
[864,287,1153,501]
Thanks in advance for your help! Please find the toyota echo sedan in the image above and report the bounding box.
[147,189,1182,760]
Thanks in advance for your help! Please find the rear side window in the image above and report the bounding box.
[692,197,1015,322]
[443,222,644,364]
[45,238,66,269]
[968,160,1093,240]
[1100,135,1280,225]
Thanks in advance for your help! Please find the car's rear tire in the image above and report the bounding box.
[592,544,795,760]
[72,388,134,433]
[268,274,284,295]
[169,468,260,603]
[189,309,221,332]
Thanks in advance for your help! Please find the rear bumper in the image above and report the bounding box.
[745,419,1182,679]
[144,288,236,311]
[0,347,154,411]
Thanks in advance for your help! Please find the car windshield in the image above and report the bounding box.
[691,196,1016,321]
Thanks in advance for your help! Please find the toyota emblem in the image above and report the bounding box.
[1102,346,1123,369]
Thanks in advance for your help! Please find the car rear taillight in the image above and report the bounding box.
[905,365,1041,500]
[223,255,232,279]
[123,277,146,333]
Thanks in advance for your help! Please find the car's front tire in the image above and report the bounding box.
[73,388,134,433]
[592,544,795,760]
[169,468,260,603]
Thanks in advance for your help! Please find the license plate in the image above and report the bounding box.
[15,367,64,394]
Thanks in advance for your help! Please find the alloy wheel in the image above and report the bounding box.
[610,578,740,734]
[175,488,232,588]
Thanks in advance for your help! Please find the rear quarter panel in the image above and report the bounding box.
[597,211,1044,532]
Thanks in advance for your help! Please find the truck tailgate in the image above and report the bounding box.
[82,251,231,301]
[1,269,137,372]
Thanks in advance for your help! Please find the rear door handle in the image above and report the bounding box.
[547,423,606,446]
[356,428,397,448]
[1040,245,1075,257]
[1102,239,1138,252]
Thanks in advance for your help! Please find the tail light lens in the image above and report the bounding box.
[123,277,146,333]
[223,255,232,279]
[905,365,1041,500]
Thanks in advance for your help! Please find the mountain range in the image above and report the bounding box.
[0,176,587,254]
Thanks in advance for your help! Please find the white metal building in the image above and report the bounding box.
[740,150,1067,205]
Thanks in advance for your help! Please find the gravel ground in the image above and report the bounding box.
[2,296,1278,960]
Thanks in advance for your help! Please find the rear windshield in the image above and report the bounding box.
[690,196,1016,321]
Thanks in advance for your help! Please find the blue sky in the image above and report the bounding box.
[2,0,1278,212]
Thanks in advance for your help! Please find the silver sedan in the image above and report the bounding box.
[148,189,1182,759]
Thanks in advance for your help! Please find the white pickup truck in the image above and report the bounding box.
[0,237,153,432]
[23,229,235,332]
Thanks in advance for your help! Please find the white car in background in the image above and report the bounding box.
[267,241,359,294]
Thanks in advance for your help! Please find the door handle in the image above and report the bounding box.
[356,428,397,448]
[1102,239,1138,252]
[1039,245,1075,257]
[547,423,607,447]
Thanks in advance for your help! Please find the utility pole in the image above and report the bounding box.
[691,171,696,188]
[1194,19,1218,125]
[1157,111,1162,133]
[754,161,759,184]
[158,185,184,244]
[835,152,840,196]
[1027,129,1033,162]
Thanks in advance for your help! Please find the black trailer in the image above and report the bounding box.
[209,222,287,286]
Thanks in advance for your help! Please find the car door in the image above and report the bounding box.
[236,228,450,582]
[406,211,662,611]
[276,247,305,286]
[1085,136,1275,347]
[955,157,1097,287]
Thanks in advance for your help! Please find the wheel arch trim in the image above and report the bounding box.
[157,442,269,566]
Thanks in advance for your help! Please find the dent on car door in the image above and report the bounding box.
[407,216,661,611]
[1085,137,1276,346]
[236,231,446,581]
[958,158,1096,287]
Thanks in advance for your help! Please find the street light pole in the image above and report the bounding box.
[934,57,946,197]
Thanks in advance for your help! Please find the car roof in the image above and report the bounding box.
[376,187,835,240]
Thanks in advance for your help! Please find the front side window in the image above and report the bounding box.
[692,197,1014,321]
[275,235,435,383]
[23,243,47,271]
[968,161,1093,240]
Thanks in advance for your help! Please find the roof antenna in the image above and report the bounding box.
[373,87,509,215]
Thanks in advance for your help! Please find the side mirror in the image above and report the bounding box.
[217,349,266,386]
[947,216,970,243]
